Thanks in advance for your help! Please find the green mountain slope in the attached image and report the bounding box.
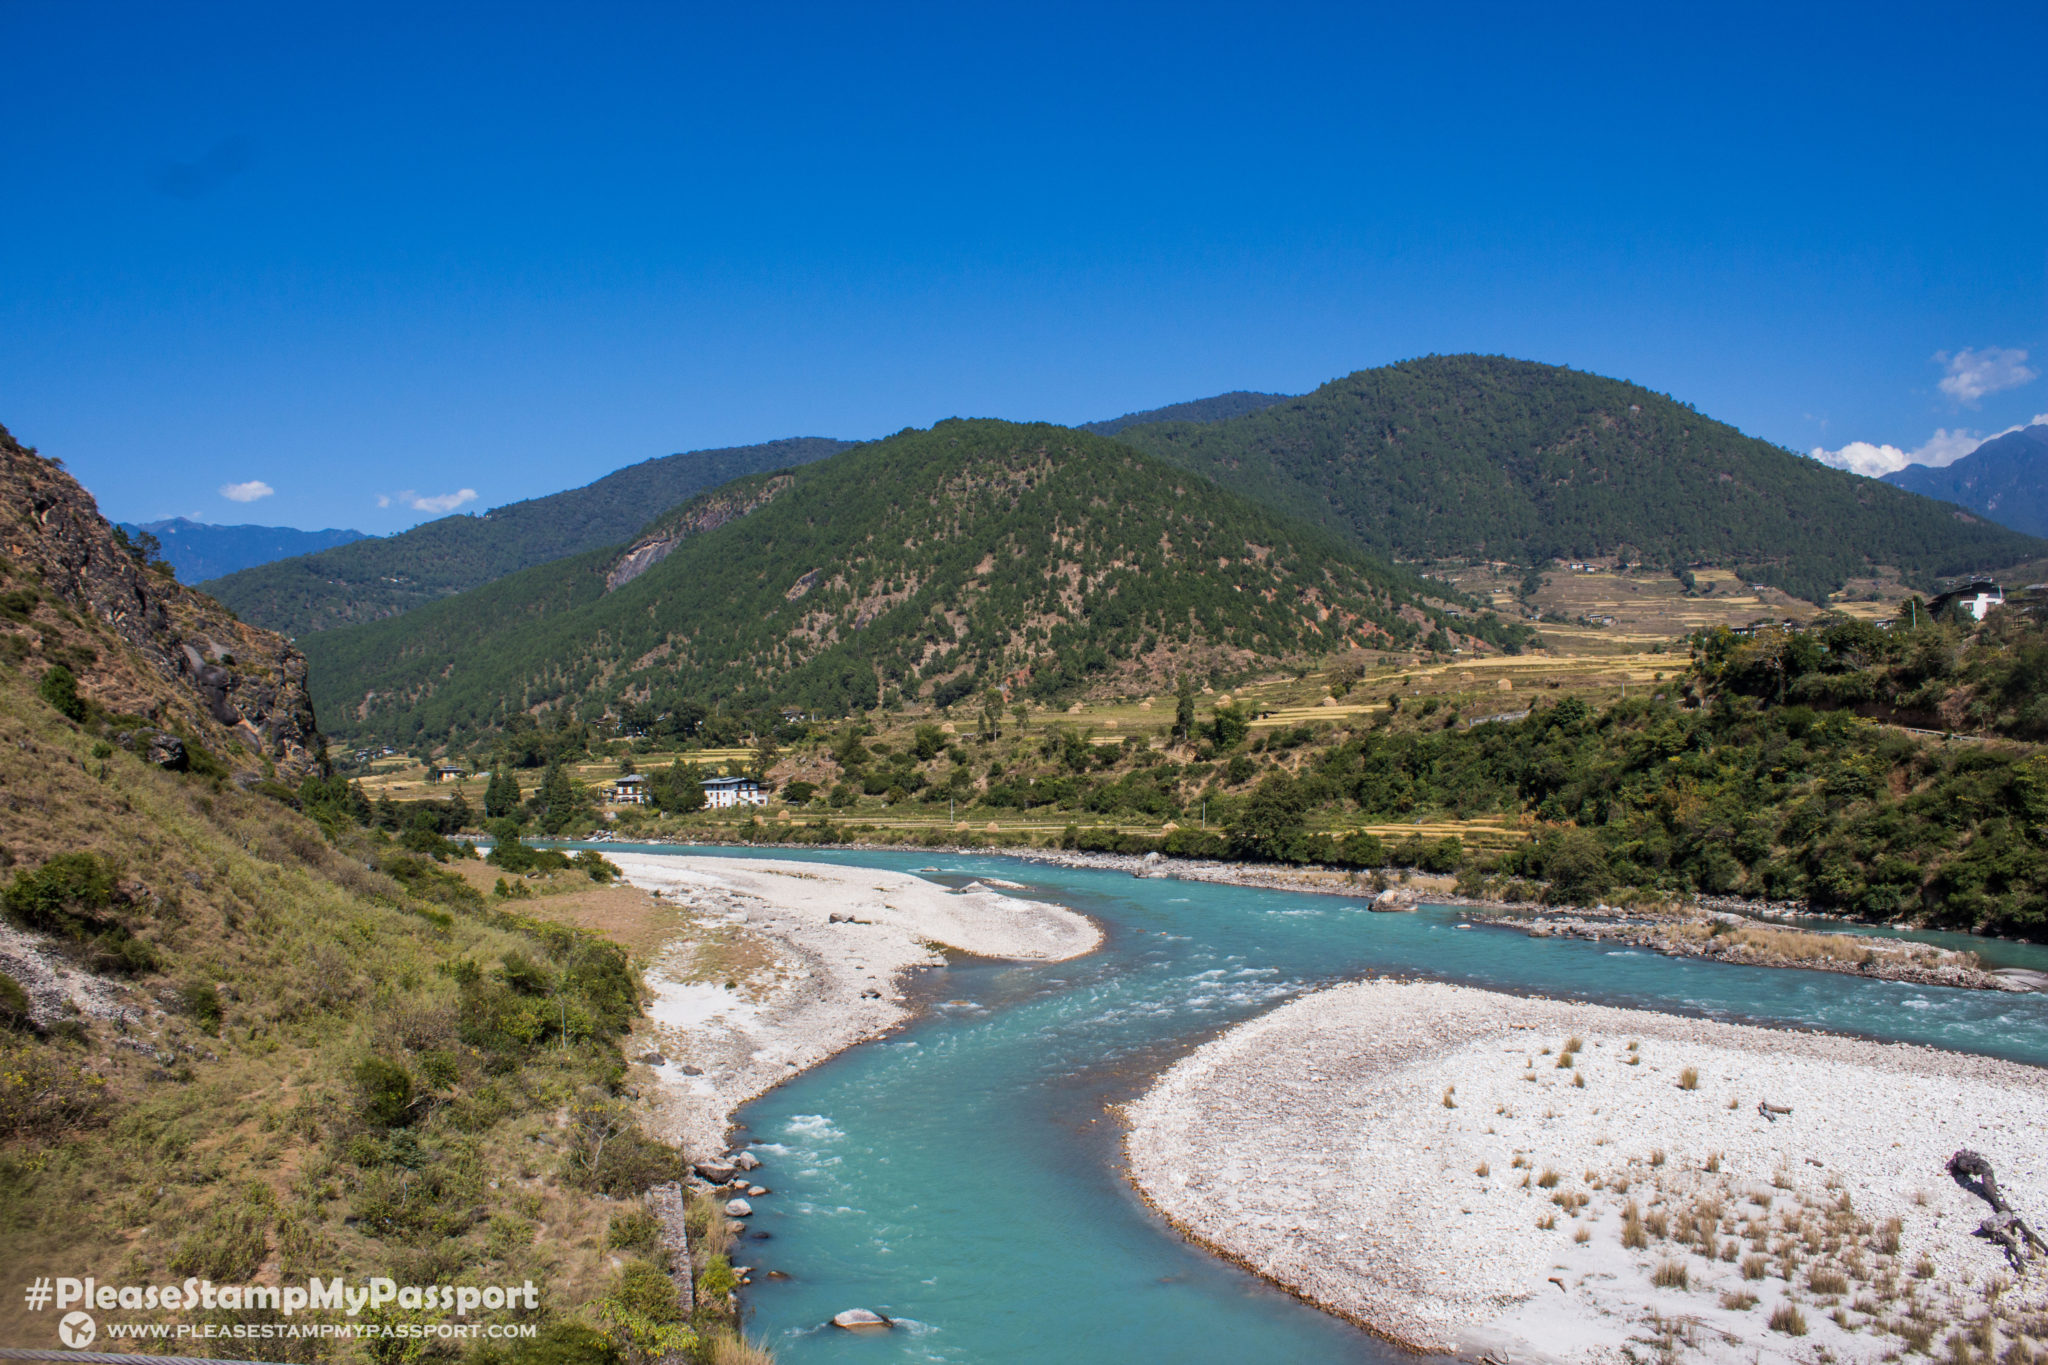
[1111,355,2045,601]
[207,436,851,636]
[305,419,1518,746]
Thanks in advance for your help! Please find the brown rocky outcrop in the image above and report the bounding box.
[0,423,322,777]
[604,475,794,591]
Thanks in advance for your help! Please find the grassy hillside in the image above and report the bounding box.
[1112,355,2045,601]
[304,419,1527,749]
[0,441,757,1360]
[208,437,851,637]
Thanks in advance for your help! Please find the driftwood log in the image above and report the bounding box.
[1756,1101,1792,1121]
[1949,1149,2048,1268]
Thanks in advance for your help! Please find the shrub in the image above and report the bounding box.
[573,849,621,883]
[36,664,86,722]
[0,1040,109,1138]
[1,853,154,974]
[179,981,223,1033]
[1651,1260,1689,1289]
[496,1322,621,1365]
[355,1056,415,1127]
[564,1096,685,1195]
[607,1205,662,1253]
[697,1253,740,1299]
[0,971,33,1031]
[593,1260,695,1365]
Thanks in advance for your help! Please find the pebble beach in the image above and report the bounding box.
[1125,979,2048,1362]
[611,854,1101,1156]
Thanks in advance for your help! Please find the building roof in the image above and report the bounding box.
[700,775,758,789]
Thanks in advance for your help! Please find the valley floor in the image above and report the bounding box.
[1125,979,2048,1364]
[607,854,1100,1158]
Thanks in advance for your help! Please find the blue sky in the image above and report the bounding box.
[2,3,2043,533]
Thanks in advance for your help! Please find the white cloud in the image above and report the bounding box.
[382,488,478,515]
[219,479,275,503]
[1811,413,2048,478]
[1936,346,2037,405]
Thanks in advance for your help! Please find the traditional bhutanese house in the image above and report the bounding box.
[606,773,650,805]
[701,775,768,808]
[433,763,469,783]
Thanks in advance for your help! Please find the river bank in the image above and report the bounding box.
[571,837,2042,992]
[1125,978,2048,1363]
[608,853,1100,1158]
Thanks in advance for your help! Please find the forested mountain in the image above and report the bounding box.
[207,436,851,636]
[1883,424,2048,539]
[1081,390,1291,436]
[1110,355,2044,601]
[116,516,367,583]
[304,419,1522,747]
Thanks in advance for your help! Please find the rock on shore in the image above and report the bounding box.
[1125,979,2048,1362]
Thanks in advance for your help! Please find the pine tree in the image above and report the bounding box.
[1174,673,1196,742]
[484,766,521,820]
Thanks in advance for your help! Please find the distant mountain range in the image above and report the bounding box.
[1110,355,2043,602]
[302,419,1516,745]
[205,362,2048,655]
[1080,391,1291,436]
[115,517,368,584]
[206,437,852,636]
[1882,424,2048,540]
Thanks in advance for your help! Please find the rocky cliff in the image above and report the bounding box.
[0,423,322,777]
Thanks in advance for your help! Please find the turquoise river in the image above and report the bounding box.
[586,844,2048,1363]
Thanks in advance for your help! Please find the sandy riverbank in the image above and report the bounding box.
[1126,979,2048,1363]
[610,854,1100,1158]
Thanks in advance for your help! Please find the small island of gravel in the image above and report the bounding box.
[612,854,1101,1156]
[1125,980,2048,1363]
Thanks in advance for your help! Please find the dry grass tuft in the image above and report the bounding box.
[1475,1161,1489,1178]
[1767,1302,1808,1336]
[1651,1260,1689,1290]
[1537,1168,1562,1189]
[1678,1065,1699,1090]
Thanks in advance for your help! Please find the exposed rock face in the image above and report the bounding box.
[0,424,322,777]
[604,475,794,591]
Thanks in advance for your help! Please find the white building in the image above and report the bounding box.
[701,775,769,808]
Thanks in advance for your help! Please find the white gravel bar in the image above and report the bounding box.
[1125,979,2048,1363]
[614,854,1100,1156]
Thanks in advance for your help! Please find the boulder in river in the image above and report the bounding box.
[696,1160,736,1183]
[724,1198,753,1217]
[830,1309,891,1331]
[747,1185,768,1197]
[733,1150,762,1171]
